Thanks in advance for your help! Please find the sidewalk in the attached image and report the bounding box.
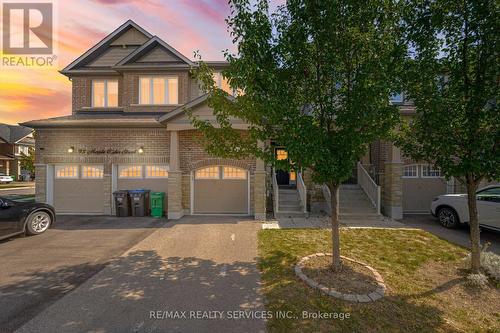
[262,214,408,229]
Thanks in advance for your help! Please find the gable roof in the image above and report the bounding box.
[0,124,33,143]
[114,36,196,68]
[158,93,237,123]
[158,94,209,123]
[60,20,153,75]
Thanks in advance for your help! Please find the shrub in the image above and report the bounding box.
[464,273,489,289]
[464,250,500,281]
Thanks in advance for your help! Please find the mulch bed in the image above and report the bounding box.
[302,256,379,294]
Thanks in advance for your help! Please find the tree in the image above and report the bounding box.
[399,0,499,273]
[191,0,402,271]
[20,147,35,176]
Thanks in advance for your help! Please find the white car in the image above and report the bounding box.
[0,173,14,184]
[431,185,500,231]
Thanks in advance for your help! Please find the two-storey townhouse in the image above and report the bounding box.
[21,21,262,218]
[0,124,34,180]
[22,20,458,219]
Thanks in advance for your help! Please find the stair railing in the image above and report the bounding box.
[357,162,381,215]
[272,168,279,214]
[322,184,332,213]
[297,171,307,214]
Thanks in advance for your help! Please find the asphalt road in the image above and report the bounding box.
[15,216,265,333]
[401,214,500,254]
[0,216,164,333]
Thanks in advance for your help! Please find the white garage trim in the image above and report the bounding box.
[46,164,54,205]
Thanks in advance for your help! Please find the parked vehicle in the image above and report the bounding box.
[0,197,55,240]
[0,173,14,184]
[431,185,500,231]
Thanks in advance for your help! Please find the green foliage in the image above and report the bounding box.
[398,0,499,183]
[190,0,402,186]
[19,147,34,175]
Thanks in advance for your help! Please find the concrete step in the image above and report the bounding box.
[278,205,302,212]
[275,211,307,218]
[340,213,382,220]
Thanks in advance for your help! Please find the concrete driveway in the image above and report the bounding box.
[402,214,500,254]
[15,216,266,333]
[0,216,165,333]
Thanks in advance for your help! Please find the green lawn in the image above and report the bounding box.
[258,228,500,333]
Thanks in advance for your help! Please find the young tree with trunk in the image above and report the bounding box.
[399,0,499,273]
[191,0,402,271]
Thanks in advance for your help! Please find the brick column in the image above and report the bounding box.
[34,164,47,203]
[382,144,403,219]
[254,140,266,220]
[168,131,183,219]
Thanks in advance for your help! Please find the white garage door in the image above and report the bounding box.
[53,165,105,214]
[193,166,249,214]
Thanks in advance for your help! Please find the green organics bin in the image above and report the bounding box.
[150,192,165,218]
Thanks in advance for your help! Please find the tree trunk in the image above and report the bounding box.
[466,175,481,273]
[329,183,341,272]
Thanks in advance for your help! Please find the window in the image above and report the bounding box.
[92,80,118,107]
[118,165,143,178]
[55,165,79,179]
[390,93,403,104]
[222,167,247,179]
[15,145,29,155]
[477,187,500,203]
[403,165,418,178]
[146,165,169,178]
[195,166,219,179]
[81,165,103,179]
[213,72,233,95]
[276,149,288,161]
[139,76,178,105]
[422,165,442,178]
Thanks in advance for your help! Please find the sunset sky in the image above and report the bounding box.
[0,0,282,125]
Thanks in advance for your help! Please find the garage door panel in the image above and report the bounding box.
[54,179,104,213]
[194,179,248,214]
[403,178,447,212]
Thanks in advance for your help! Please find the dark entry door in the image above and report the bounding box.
[276,169,290,185]
[275,148,290,185]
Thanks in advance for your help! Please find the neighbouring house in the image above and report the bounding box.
[22,20,457,218]
[0,124,34,180]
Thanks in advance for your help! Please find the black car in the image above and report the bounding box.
[0,197,55,241]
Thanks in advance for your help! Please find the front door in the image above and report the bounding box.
[275,148,289,186]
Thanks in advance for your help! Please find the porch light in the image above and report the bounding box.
[67,146,74,153]
[138,147,144,154]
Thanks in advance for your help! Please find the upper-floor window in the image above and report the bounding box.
[92,79,118,107]
[390,93,403,104]
[139,76,178,105]
[213,72,232,94]
[15,145,29,155]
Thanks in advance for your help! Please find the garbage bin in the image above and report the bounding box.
[128,189,150,217]
[150,192,165,218]
[113,190,130,217]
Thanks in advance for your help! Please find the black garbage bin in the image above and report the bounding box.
[128,189,150,217]
[113,190,130,217]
